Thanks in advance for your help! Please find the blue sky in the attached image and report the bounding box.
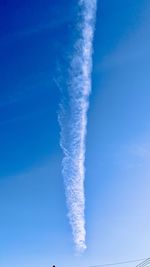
[0,0,150,266]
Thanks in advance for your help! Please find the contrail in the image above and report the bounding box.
[59,0,97,252]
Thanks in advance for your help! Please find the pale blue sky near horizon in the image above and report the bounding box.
[0,0,150,267]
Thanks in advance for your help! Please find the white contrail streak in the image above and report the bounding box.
[59,0,97,252]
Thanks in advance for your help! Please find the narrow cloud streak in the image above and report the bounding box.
[59,0,97,252]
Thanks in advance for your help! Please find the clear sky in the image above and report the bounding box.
[0,0,150,266]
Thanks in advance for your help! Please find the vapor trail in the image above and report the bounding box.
[59,0,97,252]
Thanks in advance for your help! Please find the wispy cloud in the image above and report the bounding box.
[0,15,71,48]
[59,0,97,252]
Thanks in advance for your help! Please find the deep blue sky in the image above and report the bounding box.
[0,1,150,267]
